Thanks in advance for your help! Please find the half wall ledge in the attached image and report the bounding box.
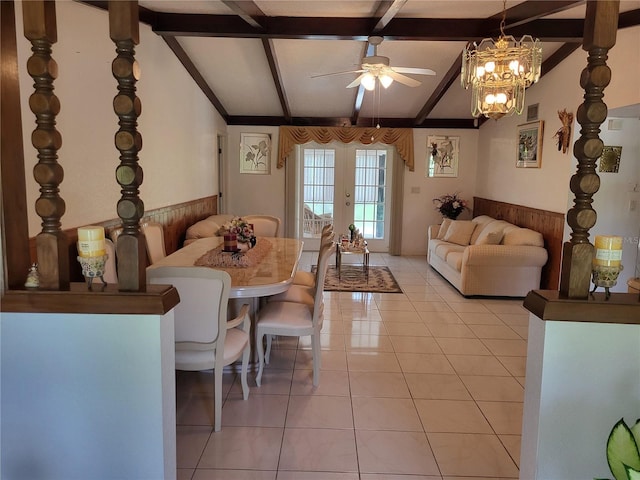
[0,283,180,315]
[524,289,640,325]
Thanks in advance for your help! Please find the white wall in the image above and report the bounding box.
[588,117,640,291]
[15,2,226,236]
[403,129,479,255]
[225,126,285,219]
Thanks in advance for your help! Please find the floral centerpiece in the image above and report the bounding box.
[217,217,255,244]
[433,192,468,220]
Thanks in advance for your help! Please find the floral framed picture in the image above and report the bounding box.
[516,121,544,168]
[240,133,271,174]
[427,135,459,177]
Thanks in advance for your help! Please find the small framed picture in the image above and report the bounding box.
[427,135,459,177]
[598,146,622,173]
[516,121,544,168]
[240,133,271,174]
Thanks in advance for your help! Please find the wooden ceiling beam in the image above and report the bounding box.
[414,56,463,126]
[150,14,608,41]
[220,1,266,30]
[373,0,408,32]
[262,37,291,122]
[484,1,585,30]
[351,42,376,126]
[161,36,229,120]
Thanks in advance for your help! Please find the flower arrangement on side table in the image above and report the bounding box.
[217,217,256,246]
[433,192,469,220]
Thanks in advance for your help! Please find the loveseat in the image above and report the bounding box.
[427,215,548,297]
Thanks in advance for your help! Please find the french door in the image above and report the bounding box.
[298,142,392,252]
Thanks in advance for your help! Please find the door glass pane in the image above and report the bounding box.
[354,149,387,239]
[302,148,335,238]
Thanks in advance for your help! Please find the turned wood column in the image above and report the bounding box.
[23,0,69,290]
[559,0,620,299]
[109,1,146,291]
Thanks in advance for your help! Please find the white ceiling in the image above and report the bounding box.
[135,0,640,127]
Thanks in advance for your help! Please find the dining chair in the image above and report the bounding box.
[268,231,335,305]
[292,223,334,287]
[141,221,167,264]
[243,214,281,237]
[148,266,251,431]
[255,235,333,387]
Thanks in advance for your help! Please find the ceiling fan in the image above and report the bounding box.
[313,36,436,90]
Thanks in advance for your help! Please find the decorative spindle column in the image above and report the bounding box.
[23,0,69,290]
[559,0,620,299]
[109,1,146,291]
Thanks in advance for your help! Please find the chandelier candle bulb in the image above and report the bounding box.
[594,235,623,267]
[77,226,106,258]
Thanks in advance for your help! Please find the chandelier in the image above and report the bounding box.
[461,0,542,120]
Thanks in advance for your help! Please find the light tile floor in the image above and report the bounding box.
[176,254,529,480]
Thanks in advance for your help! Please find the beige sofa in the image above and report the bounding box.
[427,215,548,297]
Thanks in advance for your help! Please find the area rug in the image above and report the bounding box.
[313,265,403,293]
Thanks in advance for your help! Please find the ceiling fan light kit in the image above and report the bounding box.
[461,2,542,120]
[316,36,435,91]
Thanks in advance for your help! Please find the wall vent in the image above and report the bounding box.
[608,119,623,131]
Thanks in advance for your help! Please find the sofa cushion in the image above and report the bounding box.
[502,226,544,247]
[443,220,477,246]
[185,219,221,240]
[446,251,464,271]
[436,218,452,240]
[473,220,510,245]
[434,243,466,261]
[476,230,504,245]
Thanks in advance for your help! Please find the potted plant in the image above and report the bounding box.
[596,418,640,480]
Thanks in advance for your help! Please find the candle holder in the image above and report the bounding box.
[77,254,109,289]
[591,264,624,299]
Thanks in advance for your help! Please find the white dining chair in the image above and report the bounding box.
[148,266,251,431]
[292,223,334,287]
[141,221,167,264]
[243,214,281,237]
[268,231,335,305]
[255,236,333,387]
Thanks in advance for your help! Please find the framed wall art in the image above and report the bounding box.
[427,135,459,177]
[598,145,622,173]
[240,133,271,174]
[516,121,544,168]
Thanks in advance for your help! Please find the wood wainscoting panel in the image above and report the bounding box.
[29,195,218,282]
[473,197,565,290]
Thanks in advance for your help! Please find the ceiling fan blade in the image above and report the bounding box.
[392,66,436,76]
[386,70,422,87]
[346,73,367,88]
[311,69,365,79]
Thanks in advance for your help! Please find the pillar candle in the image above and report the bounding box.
[223,233,237,252]
[593,235,623,267]
[77,226,106,258]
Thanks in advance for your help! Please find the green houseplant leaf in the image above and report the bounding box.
[625,466,640,480]
[631,420,640,455]
[607,419,640,480]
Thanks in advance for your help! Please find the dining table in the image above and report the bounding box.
[147,236,304,299]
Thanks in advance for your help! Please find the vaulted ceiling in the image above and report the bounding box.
[85,0,640,128]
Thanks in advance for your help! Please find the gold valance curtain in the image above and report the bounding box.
[278,126,415,171]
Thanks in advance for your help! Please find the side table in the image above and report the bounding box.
[335,241,369,280]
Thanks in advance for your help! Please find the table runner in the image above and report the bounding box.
[194,238,273,268]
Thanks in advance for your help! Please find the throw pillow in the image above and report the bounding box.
[476,230,504,245]
[443,220,477,246]
[436,218,452,240]
[185,219,221,240]
[502,227,544,247]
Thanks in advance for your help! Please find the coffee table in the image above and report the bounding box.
[335,241,369,280]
